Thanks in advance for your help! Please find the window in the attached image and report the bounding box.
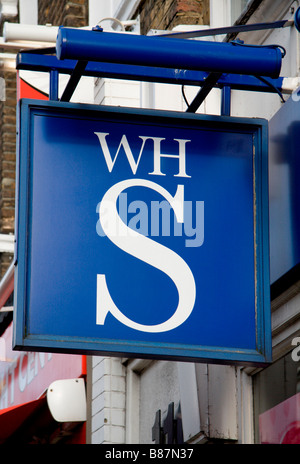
[231,0,251,24]
[210,0,251,29]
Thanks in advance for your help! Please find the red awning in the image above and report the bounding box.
[0,397,46,443]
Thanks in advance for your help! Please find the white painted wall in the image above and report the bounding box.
[90,17,141,442]
[89,0,123,26]
[91,357,126,444]
[19,0,37,24]
[89,0,300,444]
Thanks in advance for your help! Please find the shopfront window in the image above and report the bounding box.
[253,350,300,443]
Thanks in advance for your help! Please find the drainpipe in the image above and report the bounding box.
[0,262,14,311]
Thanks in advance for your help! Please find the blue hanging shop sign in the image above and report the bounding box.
[13,99,271,365]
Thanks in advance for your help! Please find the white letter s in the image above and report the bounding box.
[96,179,196,333]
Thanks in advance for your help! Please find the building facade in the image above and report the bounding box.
[88,0,300,445]
[0,0,299,444]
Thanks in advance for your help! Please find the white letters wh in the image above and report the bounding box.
[94,132,191,178]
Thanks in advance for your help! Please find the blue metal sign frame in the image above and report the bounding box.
[13,99,271,365]
[269,91,300,288]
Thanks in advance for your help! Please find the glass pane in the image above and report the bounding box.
[231,0,251,24]
[253,352,299,442]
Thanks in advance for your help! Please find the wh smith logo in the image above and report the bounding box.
[94,132,204,334]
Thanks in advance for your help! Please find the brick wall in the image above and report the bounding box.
[138,0,210,34]
[0,70,16,277]
[38,0,88,27]
[0,1,88,280]
[0,11,18,278]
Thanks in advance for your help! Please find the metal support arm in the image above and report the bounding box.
[60,60,88,102]
[17,52,291,96]
[186,72,223,113]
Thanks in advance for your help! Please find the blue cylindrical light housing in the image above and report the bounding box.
[56,27,282,78]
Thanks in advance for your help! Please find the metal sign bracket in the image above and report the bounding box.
[16,7,300,115]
